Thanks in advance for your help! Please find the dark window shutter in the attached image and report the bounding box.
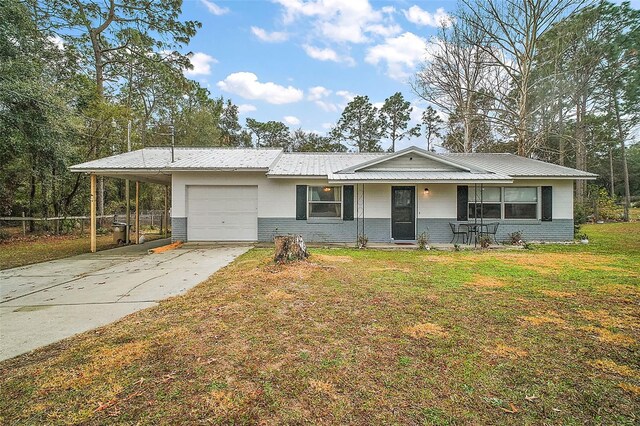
[343,185,354,220]
[457,186,468,221]
[296,185,307,220]
[541,186,552,221]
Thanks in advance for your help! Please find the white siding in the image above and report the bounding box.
[364,154,460,171]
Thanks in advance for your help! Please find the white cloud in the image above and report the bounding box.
[283,115,301,125]
[409,104,425,123]
[200,0,229,15]
[336,90,356,102]
[251,26,289,42]
[367,23,402,37]
[217,72,304,104]
[403,6,452,27]
[322,122,333,129]
[308,86,332,100]
[185,52,217,76]
[302,45,355,66]
[314,100,339,112]
[275,0,388,44]
[48,35,64,50]
[238,104,257,114]
[365,32,429,80]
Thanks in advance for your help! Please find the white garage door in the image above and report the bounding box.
[187,185,258,241]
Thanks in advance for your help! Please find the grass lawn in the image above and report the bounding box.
[0,231,167,270]
[1,223,638,424]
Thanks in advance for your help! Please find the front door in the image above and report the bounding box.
[391,186,416,240]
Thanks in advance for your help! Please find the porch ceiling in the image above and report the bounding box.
[76,171,171,185]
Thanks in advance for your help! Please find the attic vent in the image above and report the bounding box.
[409,157,413,160]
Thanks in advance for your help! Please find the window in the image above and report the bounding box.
[504,187,537,219]
[308,186,342,218]
[468,187,501,219]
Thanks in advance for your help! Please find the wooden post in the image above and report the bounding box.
[22,212,26,236]
[163,186,169,238]
[135,181,140,244]
[90,174,97,253]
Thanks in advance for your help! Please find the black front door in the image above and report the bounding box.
[392,186,416,240]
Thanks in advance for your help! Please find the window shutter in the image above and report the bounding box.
[457,186,468,221]
[541,186,552,221]
[296,185,307,220]
[343,185,354,220]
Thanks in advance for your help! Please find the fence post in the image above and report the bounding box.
[22,212,26,236]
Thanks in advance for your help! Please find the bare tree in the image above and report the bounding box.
[412,18,494,153]
[460,0,584,156]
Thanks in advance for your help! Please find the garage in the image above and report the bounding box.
[186,185,258,241]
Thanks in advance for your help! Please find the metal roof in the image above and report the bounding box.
[267,152,385,176]
[70,147,283,172]
[70,146,597,181]
[442,153,597,178]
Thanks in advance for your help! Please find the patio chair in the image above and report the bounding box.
[449,222,467,244]
[483,222,500,244]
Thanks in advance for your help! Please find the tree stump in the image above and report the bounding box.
[274,234,309,263]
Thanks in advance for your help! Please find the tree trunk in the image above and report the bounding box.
[608,145,615,197]
[29,172,36,232]
[274,235,309,263]
[574,97,587,203]
[612,94,630,222]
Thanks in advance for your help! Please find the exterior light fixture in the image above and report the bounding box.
[322,187,332,192]
[424,187,430,194]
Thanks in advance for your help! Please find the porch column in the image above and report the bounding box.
[90,174,97,253]
[163,185,169,239]
[135,181,140,244]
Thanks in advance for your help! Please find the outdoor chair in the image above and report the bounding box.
[449,222,467,244]
[483,222,500,244]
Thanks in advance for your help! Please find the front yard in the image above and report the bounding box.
[1,223,638,424]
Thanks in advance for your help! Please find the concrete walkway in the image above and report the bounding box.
[0,241,249,361]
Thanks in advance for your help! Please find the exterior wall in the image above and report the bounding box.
[170,172,575,243]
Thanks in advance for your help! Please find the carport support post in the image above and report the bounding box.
[90,174,97,253]
[163,186,169,238]
[135,181,140,244]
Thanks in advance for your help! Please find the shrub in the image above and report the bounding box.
[506,230,524,245]
[357,234,368,249]
[416,231,430,250]
[479,235,492,249]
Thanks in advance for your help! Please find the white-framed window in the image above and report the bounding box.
[468,187,501,219]
[467,186,539,220]
[308,186,342,218]
[504,187,538,219]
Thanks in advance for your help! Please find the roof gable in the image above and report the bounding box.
[338,147,478,174]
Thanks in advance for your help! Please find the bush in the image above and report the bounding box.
[357,234,368,249]
[417,231,430,250]
[506,230,524,245]
[479,235,492,249]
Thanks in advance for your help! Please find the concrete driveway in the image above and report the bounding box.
[0,240,249,361]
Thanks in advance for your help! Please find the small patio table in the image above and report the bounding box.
[464,223,488,246]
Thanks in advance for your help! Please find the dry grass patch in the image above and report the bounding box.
[588,359,640,379]
[597,283,640,296]
[618,382,640,397]
[580,309,639,329]
[403,322,448,339]
[311,253,353,263]
[579,326,636,347]
[497,252,613,275]
[265,289,295,301]
[308,379,339,399]
[467,274,507,288]
[487,344,528,359]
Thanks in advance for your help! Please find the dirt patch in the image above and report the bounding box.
[579,326,636,347]
[588,359,640,379]
[487,344,528,359]
[539,290,575,298]
[403,322,448,339]
[467,275,507,288]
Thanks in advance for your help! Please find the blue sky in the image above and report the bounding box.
[179,0,455,150]
[178,0,639,151]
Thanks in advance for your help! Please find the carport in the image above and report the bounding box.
[70,153,172,253]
